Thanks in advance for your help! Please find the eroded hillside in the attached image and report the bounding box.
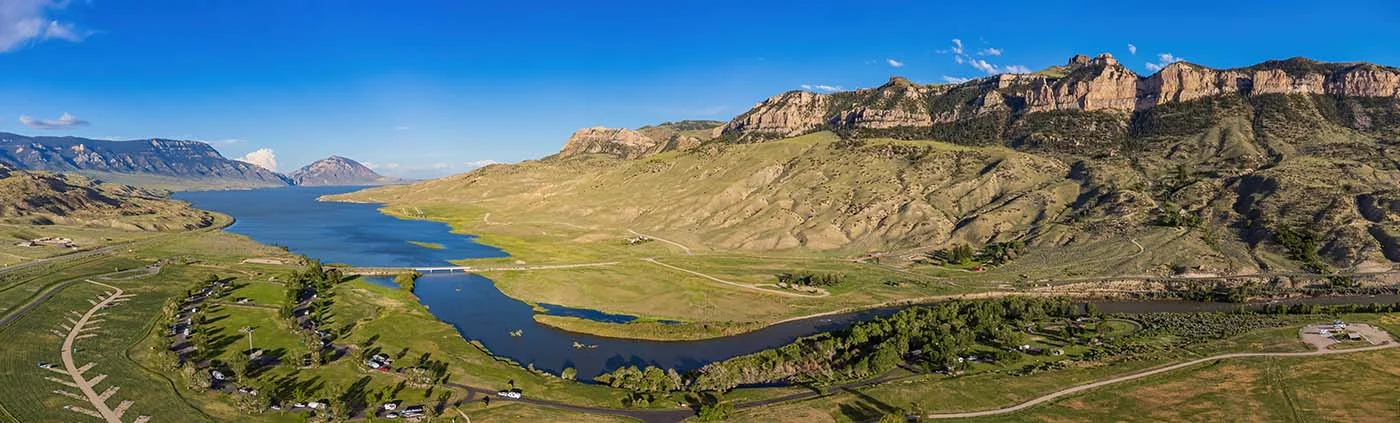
[335,56,1400,276]
[0,164,214,231]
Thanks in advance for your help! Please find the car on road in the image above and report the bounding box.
[497,390,522,399]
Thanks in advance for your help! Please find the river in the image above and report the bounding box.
[175,187,898,377]
[175,187,1399,378]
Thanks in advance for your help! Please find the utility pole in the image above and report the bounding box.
[241,327,255,353]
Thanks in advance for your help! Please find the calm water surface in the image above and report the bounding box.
[176,187,1399,378]
[176,187,895,377]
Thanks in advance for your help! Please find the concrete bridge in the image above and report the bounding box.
[335,266,471,276]
[333,262,619,276]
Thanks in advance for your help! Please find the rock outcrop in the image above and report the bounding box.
[557,121,723,159]
[721,55,1400,141]
[288,156,402,186]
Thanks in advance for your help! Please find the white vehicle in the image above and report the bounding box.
[307,402,323,409]
[385,412,399,419]
[497,390,522,399]
[292,402,306,408]
[382,402,397,411]
[210,370,225,381]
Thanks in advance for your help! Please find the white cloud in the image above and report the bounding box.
[394,125,412,131]
[1127,43,1138,55]
[886,58,903,68]
[238,148,278,172]
[940,38,1020,76]
[1145,52,1184,71]
[0,1,89,53]
[19,112,87,129]
[465,160,501,168]
[969,59,998,75]
[800,84,844,93]
[942,76,971,84]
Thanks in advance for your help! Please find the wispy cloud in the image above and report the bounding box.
[1127,43,1138,55]
[800,84,844,93]
[19,112,87,129]
[968,59,998,74]
[238,148,278,171]
[0,1,90,53]
[394,125,412,131]
[941,76,971,84]
[1145,52,1184,71]
[465,160,501,169]
[938,38,1028,76]
[1004,65,1032,74]
[886,58,904,68]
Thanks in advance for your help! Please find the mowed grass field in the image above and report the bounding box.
[0,264,216,423]
[462,402,641,422]
[966,348,1400,423]
[718,318,1400,423]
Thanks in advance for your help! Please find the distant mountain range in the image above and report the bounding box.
[0,133,401,190]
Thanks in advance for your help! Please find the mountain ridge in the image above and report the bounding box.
[0,133,403,190]
[335,54,1400,277]
[720,54,1400,143]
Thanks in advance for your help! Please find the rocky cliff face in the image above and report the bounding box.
[721,55,1400,141]
[0,133,290,188]
[288,156,401,186]
[559,127,661,159]
[557,121,723,159]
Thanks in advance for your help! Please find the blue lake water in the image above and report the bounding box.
[176,187,1400,378]
[175,187,897,377]
[176,186,507,267]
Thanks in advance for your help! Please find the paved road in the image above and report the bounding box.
[923,342,1400,419]
[0,246,114,276]
[0,265,159,329]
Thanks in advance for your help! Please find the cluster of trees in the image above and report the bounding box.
[1273,227,1329,273]
[774,272,844,287]
[688,297,1081,391]
[925,241,1026,267]
[594,365,685,394]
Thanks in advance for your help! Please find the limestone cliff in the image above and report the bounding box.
[721,55,1400,141]
[557,121,723,159]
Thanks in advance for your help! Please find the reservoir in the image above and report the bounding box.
[175,187,897,377]
[175,187,1400,378]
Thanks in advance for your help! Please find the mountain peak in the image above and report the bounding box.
[289,156,402,186]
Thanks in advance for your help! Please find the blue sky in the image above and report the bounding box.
[1,1,1397,178]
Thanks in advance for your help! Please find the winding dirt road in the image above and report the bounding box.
[641,257,830,298]
[59,280,129,423]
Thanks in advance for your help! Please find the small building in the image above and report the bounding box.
[1348,332,1363,341]
[402,405,425,417]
